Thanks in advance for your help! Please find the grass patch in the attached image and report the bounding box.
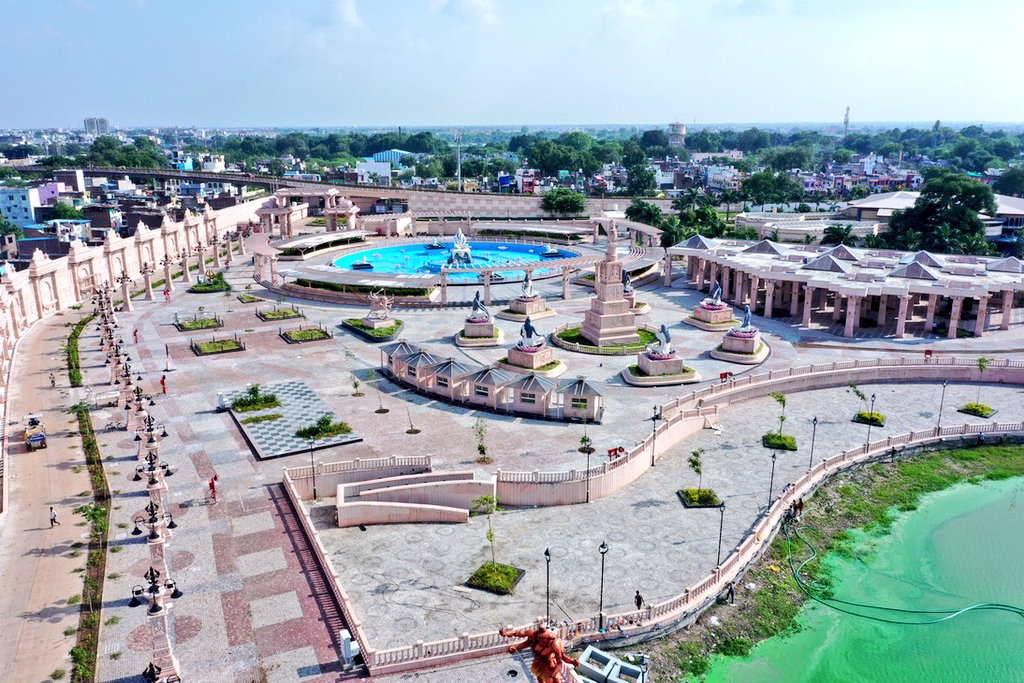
[294,277,431,297]
[258,306,303,321]
[466,561,525,595]
[497,357,562,372]
[232,385,281,412]
[237,293,262,303]
[187,271,231,293]
[66,314,96,387]
[109,546,122,553]
[678,488,722,507]
[63,626,78,636]
[241,412,283,425]
[103,616,120,626]
[108,573,121,580]
[67,594,80,605]
[646,443,1024,681]
[345,318,402,337]
[627,364,694,377]
[295,413,352,439]
[555,325,656,351]
[762,433,798,450]
[51,669,67,681]
[178,316,222,331]
[194,339,243,354]
[283,328,331,342]
[959,403,995,418]
[852,411,886,427]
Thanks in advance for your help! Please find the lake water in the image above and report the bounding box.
[703,477,1024,683]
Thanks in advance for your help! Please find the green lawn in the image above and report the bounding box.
[498,357,561,372]
[260,308,303,321]
[178,317,221,331]
[294,278,431,297]
[195,339,242,354]
[232,387,280,412]
[188,272,231,293]
[678,488,722,506]
[237,294,262,303]
[240,413,283,425]
[284,328,331,342]
[853,411,886,426]
[345,318,402,337]
[959,402,995,417]
[295,413,352,439]
[556,326,656,351]
[627,364,694,377]
[762,432,798,450]
[466,561,525,595]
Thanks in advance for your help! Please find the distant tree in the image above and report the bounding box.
[832,148,855,164]
[541,187,586,216]
[887,171,996,254]
[821,225,855,246]
[847,186,871,200]
[50,201,83,220]
[625,198,663,227]
[993,168,1024,197]
[736,128,771,153]
[626,165,657,197]
[687,129,722,153]
[719,189,745,222]
[639,129,669,150]
[621,139,647,169]
[766,146,810,172]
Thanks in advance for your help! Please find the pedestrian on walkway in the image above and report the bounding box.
[49,372,56,388]
[133,328,139,343]
[208,474,219,503]
[163,288,171,302]
[160,374,167,394]
[726,581,736,605]
[634,591,644,610]
[49,506,60,527]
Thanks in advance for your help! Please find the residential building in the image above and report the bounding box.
[356,161,392,186]
[0,186,44,227]
[83,117,110,136]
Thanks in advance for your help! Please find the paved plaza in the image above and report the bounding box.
[3,239,1023,683]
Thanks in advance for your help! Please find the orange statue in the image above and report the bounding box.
[499,626,579,683]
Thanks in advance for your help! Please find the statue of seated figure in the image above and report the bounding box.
[467,291,491,322]
[517,315,545,349]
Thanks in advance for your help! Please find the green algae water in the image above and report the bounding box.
[704,477,1024,683]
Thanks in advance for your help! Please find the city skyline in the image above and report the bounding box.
[1,0,1023,129]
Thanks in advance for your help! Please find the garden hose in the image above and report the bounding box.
[781,521,1024,625]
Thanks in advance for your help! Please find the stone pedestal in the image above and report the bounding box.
[456,319,504,347]
[684,304,739,331]
[496,296,555,321]
[361,317,394,330]
[710,330,769,365]
[638,353,684,376]
[500,345,566,377]
[622,352,701,386]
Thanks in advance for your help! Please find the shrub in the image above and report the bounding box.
[853,411,885,426]
[295,413,352,439]
[679,488,722,506]
[960,403,995,418]
[188,271,231,293]
[294,278,430,297]
[466,561,524,595]
[231,385,280,412]
[240,413,283,424]
[762,433,797,450]
[66,314,95,387]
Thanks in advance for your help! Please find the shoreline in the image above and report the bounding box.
[642,442,1024,681]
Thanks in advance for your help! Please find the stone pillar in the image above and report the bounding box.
[789,281,800,317]
[327,213,338,231]
[832,293,844,322]
[763,281,775,319]
[720,267,731,300]
[876,294,888,327]
[974,296,989,337]
[686,256,696,284]
[801,287,814,327]
[562,269,571,299]
[120,278,134,313]
[733,270,743,305]
[924,294,938,333]
[662,255,673,287]
[749,276,760,310]
[181,254,193,284]
[212,242,222,268]
[696,259,707,291]
[895,296,910,339]
[1001,290,1013,330]
[163,261,174,292]
[439,272,448,305]
[947,296,963,339]
[844,295,860,337]
[196,247,207,277]
[483,271,492,306]
[143,270,154,301]
[707,261,718,291]
[238,233,247,255]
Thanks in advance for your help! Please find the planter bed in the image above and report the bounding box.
[257,307,304,322]
[762,433,797,450]
[466,561,526,595]
[174,316,224,332]
[341,318,404,343]
[237,294,263,304]
[192,338,245,356]
[958,403,997,418]
[852,411,886,427]
[677,488,724,508]
[281,327,333,344]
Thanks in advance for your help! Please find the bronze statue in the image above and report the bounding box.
[499,626,579,683]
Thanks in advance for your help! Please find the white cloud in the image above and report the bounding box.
[464,0,498,25]
[335,0,364,29]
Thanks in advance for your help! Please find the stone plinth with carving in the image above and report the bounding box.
[361,316,395,330]
[684,302,739,331]
[579,225,639,346]
[622,351,701,386]
[500,345,566,378]
[456,320,504,347]
[710,329,769,365]
[496,295,555,321]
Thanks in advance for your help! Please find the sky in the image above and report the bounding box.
[2,0,1023,129]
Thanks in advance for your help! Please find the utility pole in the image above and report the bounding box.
[843,106,850,136]
[455,132,462,192]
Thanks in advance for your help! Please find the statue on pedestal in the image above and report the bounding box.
[521,270,537,299]
[647,323,674,357]
[701,279,724,308]
[499,626,579,683]
[517,315,545,349]
[621,269,633,294]
[731,304,757,334]
[367,289,393,320]
[468,291,491,322]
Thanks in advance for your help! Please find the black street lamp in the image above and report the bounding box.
[767,452,777,509]
[650,406,661,467]
[937,379,948,428]
[308,438,318,500]
[808,416,818,470]
[865,393,877,446]
[544,547,551,626]
[598,541,608,630]
[716,503,726,568]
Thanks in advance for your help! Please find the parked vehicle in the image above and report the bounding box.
[24,414,47,450]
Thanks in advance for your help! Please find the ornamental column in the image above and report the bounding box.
[662,254,673,286]
[439,272,448,305]
[844,295,860,337]
[895,296,910,339]
[763,281,775,319]
[720,267,730,300]
[947,296,963,339]
[789,281,800,317]
[832,292,844,322]
[801,286,814,327]
[732,269,743,305]
[924,294,938,333]
[974,296,989,337]
[562,268,571,299]
[876,294,888,327]
[749,276,760,310]
[483,271,492,306]
[1000,290,1013,330]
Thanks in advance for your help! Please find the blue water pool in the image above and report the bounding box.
[332,241,578,281]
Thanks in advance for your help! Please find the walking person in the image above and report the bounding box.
[163,288,171,302]
[634,591,644,611]
[49,372,56,388]
[208,474,219,504]
[796,497,804,520]
[726,581,736,605]
[160,374,167,395]
[49,506,60,527]
[133,328,139,343]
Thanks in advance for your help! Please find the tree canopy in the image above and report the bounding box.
[540,188,587,216]
[885,171,995,254]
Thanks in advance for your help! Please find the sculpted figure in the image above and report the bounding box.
[710,279,722,306]
[741,303,752,329]
[518,316,544,348]
[498,626,579,683]
[621,268,633,293]
[521,270,537,299]
[649,323,673,356]
[367,288,393,320]
[469,291,491,321]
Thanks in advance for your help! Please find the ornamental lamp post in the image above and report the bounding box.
[650,406,661,468]
[767,452,777,510]
[808,416,818,471]
[598,541,609,630]
[865,393,877,446]
[544,547,552,626]
[937,379,948,428]
[308,438,318,500]
[716,503,726,567]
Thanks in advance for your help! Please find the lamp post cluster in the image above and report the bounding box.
[94,284,183,680]
[542,542,614,634]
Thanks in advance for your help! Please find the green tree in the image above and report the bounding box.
[0,212,23,238]
[976,356,992,406]
[993,168,1024,197]
[766,146,810,172]
[742,172,778,211]
[886,171,996,254]
[51,201,83,220]
[832,148,855,164]
[769,392,787,435]
[625,199,663,227]
[470,494,500,564]
[821,225,855,246]
[540,187,586,216]
[719,189,744,222]
[847,186,871,200]
[687,449,705,491]
[626,165,657,196]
